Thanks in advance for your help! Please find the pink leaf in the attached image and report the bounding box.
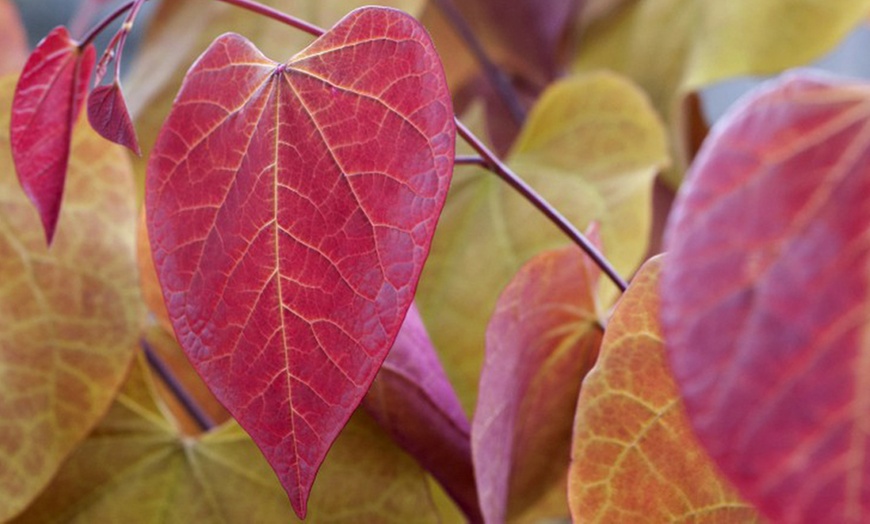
[474,236,604,523]
[145,7,454,518]
[363,303,479,521]
[87,82,141,155]
[661,70,870,523]
[11,26,95,244]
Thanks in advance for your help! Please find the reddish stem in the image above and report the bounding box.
[79,0,135,48]
[455,118,628,292]
[112,0,148,80]
[454,155,488,167]
[214,0,324,37]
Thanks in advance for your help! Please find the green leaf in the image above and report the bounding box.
[417,71,668,412]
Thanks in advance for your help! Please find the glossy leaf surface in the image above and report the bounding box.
[12,356,439,523]
[418,72,667,413]
[87,82,141,155]
[661,71,870,523]
[571,257,759,522]
[363,304,478,521]
[474,243,603,523]
[0,74,141,521]
[146,8,454,517]
[10,27,95,244]
[573,0,870,182]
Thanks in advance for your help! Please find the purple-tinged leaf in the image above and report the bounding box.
[11,26,95,244]
[363,303,479,522]
[474,237,604,523]
[87,82,141,155]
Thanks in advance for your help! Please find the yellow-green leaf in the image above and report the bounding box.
[417,72,668,413]
[568,256,761,522]
[0,74,142,520]
[573,0,870,183]
[12,355,440,523]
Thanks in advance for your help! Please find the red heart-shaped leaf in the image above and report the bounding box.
[146,7,454,518]
[11,26,95,244]
[662,71,870,522]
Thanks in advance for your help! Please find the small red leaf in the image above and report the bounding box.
[363,304,479,521]
[87,82,141,155]
[146,7,454,518]
[662,71,870,523]
[11,26,95,244]
[474,238,603,523]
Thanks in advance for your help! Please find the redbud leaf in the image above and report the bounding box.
[474,239,604,523]
[87,82,141,155]
[10,27,95,244]
[145,7,454,518]
[363,304,478,521]
[0,74,141,521]
[571,256,760,522]
[661,71,870,523]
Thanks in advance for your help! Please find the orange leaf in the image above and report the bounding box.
[569,256,761,522]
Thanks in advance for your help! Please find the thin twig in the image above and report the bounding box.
[430,0,526,125]
[454,155,488,167]
[455,118,628,292]
[79,0,136,48]
[214,0,324,37]
[140,337,216,432]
